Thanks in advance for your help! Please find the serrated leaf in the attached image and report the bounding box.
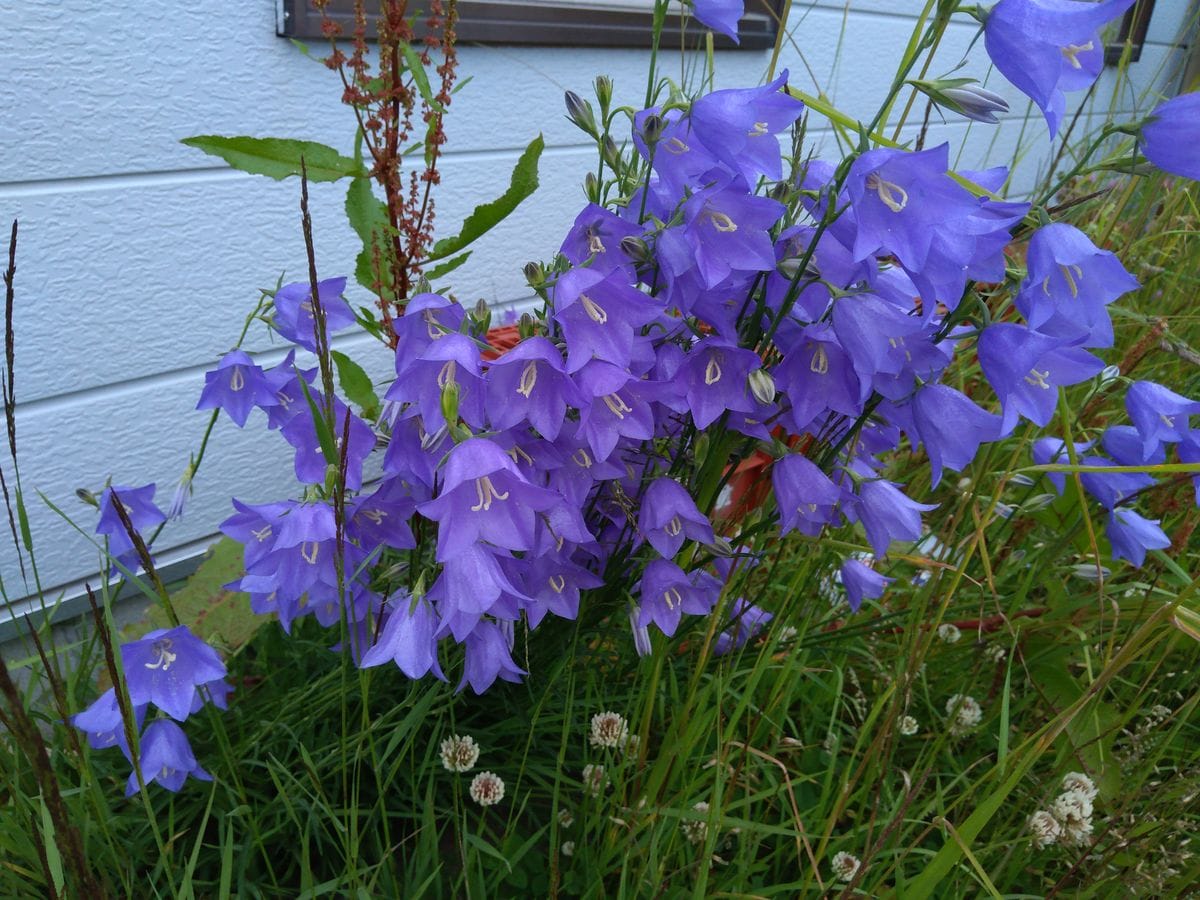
[424,251,471,283]
[181,136,364,182]
[331,350,380,420]
[426,134,544,262]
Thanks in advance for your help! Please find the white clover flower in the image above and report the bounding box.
[681,801,710,845]
[557,808,574,828]
[983,644,1006,663]
[468,771,505,807]
[622,733,641,756]
[560,841,575,857]
[898,715,919,736]
[937,623,962,644]
[1061,772,1098,801]
[1051,787,1094,846]
[946,694,983,736]
[582,763,608,797]
[589,711,629,749]
[1028,810,1063,849]
[831,850,861,882]
[439,734,480,773]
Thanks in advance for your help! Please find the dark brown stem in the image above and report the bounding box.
[299,158,338,441]
[107,488,177,624]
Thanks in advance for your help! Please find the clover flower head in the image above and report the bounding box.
[1028,809,1063,849]
[561,840,576,857]
[440,734,481,773]
[589,711,629,749]
[946,694,983,736]
[1061,772,1098,801]
[831,850,861,882]
[468,771,505,807]
[898,715,919,737]
[984,644,1007,663]
[557,808,575,828]
[582,763,608,797]
[937,623,962,644]
[682,801,710,844]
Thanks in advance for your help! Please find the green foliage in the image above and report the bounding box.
[331,350,380,422]
[180,136,365,182]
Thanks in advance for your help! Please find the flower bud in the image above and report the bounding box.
[76,487,99,508]
[602,134,621,171]
[640,113,665,146]
[619,235,651,264]
[748,369,777,405]
[523,261,545,289]
[594,75,613,113]
[519,312,537,339]
[584,171,600,203]
[564,90,597,136]
[910,78,1009,125]
[440,381,461,430]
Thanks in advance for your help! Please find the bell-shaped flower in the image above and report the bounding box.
[393,293,466,374]
[359,595,445,680]
[713,597,773,655]
[382,413,449,492]
[636,559,722,637]
[978,323,1104,434]
[1106,507,1170,567]
[691,0,744,41]
[280,397,377,491]
[347,478,417,552]
[196,350,277,427]
[261,352,317,430]
[71,688,146,758]
[386,333,486,430]
[574,361,660,462]
[486,337,581,441]
[125,719,212,797]
[220,498,292,569]
[657,175,784,288]
[840,558,893,612]
[689,71,804,183]
[772,454,842,536]
[561,203,643,273]
[515,553,603,628]
[1079,457,1155,509]
[431,543,528,641]
[984,0,1135,136]
[853,479,937,557]
[272,276,356,351]
[96,484,166,572]
[634,107,721,198]
[1125,380,1200,456]
[911,385,1002,487]
[1014,223,1138,348]
[1102,425,1166,466]
[553,267,661,374]
[417,438,563,561]
[638,477,714,557]
[832,295,946,402]
[120,625,227,722]
[775,324,862,434]
[677,338,763,429]
[1139,92,1200,181]
[458,619,527,694]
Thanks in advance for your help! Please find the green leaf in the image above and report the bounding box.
[331,350,380,420]
[345,176,394,293]
[426,133,544,262]
[424,251,471,283]
[180,136,364,182]
[400,43,443,114]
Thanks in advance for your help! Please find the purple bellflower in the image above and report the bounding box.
[125,719,212,797]
[911,384,1002,487]
[196,350,277,427]
[359,595,445,680]
[561,203,643,273]
[272,276,356,351]
[516,554,603,628]
[775,324,862,434]
[984,0,1135,136]
[691,0,743,41]
[486,337,581,441]
[772,454,842,536]
[417,438,563,561]
[638,477,715,557]
[573,361,660,462]
[1015,223,1138,348]
[280,397,377,491]
[713,597,773,656]
[689,72,804,182]
[1125,380,1200,456]
[459,619,527,694]
[853,479,937,557]
[1139,92,1200,181]
[1106,507,1170,567]
[71,688,146,758]
[393,292,466,371]
[261,352,317,430]
[676,338,764,429]
[978,323,1104,434]
[96,484,166,572]
[840,559,893,612]
[553,267,662,374]
[636,559,722,637]
[120,625,227,722]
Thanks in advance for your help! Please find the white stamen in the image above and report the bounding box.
[1061,41,1094,69]
[229,368,245,391]
[436,360,457,388]
[517,360,538,397]
[810,344,829,375]
[471,476,510,512]
[548,574,566,594]
[664,515,682,536]
[588,232,606,255]
[572,448,593,468]
[663,587,682,610]
[704,355,723,385]
[1024,368,1052,390]
[251,525,272,542]
[603,393,632,419]
[362,508,387,524]
[300,541,320,564]
[1059,264,1082,298]
[708,210,738,233]
[143,638,177,671]
[580,293,608,324]
[748,121,768,136]
[866,172,908,212]
[664,137,689,154]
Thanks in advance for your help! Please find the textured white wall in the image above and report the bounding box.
[0,0,1194,612]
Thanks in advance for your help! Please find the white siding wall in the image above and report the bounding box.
[1,0,1195,612]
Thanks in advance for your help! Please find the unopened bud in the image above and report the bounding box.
[565,90,597,136]
[439,381,461,430]
[602,134,621,171]
[910,78,1009,125]
[523,261,545,288]
[585,171,600,203]
[640,113,665,146]
[708,536,735,558]
[619,235,650,264]
[76,487,99,508]
[519,312,537,339]
[748,369,777,405]
[594,75,613,112]
[769,181,792,203]
[471,297,492,333]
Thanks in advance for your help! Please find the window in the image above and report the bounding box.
[279,0,782,50]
